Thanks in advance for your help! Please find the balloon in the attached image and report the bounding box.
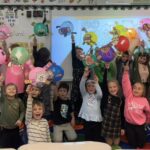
[49,64,64,82]
[97,46,116,62]
[0,24,11,40]
[126,28,138,40]
[34,23,49,37]
[128,38,140,54]
[10,47,29,65]
[83,54,97,68]
[115,36,129,52]
[29,67,48,84]
[115,24,127,36]
[83,32,98,46]
[57,21,74,37]
[0,48,6,65]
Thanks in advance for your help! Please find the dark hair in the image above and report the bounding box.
[138,52,149,65]
[122,51,129,56]
[58,82,69,92]
[37,47,50,61]
[75,46,83,51]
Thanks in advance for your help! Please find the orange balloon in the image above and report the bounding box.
[126,28,138,40]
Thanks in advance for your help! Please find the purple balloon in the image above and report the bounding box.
[98,46,116,62]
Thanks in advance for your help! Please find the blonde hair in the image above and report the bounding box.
[107,80,120,94]
[32,100,45,112]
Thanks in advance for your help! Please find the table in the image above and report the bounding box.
[18,142,111,150]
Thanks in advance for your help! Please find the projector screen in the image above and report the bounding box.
[51,8,150,81]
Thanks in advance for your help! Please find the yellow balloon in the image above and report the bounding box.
[83,32,98,46]
[115,24,127,36]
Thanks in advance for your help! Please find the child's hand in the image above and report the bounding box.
[26,84,32,95]
[105,62,110,69]
[0,73,4,86]
[71,118,75,127]
[97,55,102,62]
[94,74,99,83]
[2,40,7,48]
[83,67,90,77]
[15,120,22,127]
[71,33,75,42]
[121,129,125,136]
[33,36,37,46]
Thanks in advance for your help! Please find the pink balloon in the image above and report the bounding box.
[140,18,150,27]
[0,24,11,40]
[29,67,47,84]
[0,48,6,65]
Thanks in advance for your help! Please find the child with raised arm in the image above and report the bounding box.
[0,74,25,149]
[25,84,51,143]
[53,82,77,142]
[70,33,84,119]
[122,63,150,149]
[79,67,103,141]
[101,63,123,149]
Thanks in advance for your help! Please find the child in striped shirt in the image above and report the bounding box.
[25,85,51,143]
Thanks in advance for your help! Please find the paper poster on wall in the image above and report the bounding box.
[51,16,150,80]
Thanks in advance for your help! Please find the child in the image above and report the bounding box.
[32,36,52,67]
[132,52,150,101]
[122,63,150,149]
[116,51,132,85]
[70,34,84,119]
[101,64,123,149]
[0,74,25,149]
[25,84,51,143]
[53,82,77,142]
[79,67,103,141]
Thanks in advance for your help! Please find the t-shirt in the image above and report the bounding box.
[53,97,73,125]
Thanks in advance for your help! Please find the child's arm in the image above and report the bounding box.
[122,64,133,99]
[2,40,9,55]
[71,112,75,127]
[32,36,38,62]
[94,75,103,99]
[79,67,89,96]
[144,101,150,124]
[25,85,33,125]
[46,121,51,142]
[0,74,5,102]
[16,99,25,127]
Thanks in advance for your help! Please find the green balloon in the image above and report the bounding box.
[10,47,29,65]
[34,23,49,37]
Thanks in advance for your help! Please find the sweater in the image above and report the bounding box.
[0,87,25,129]
[25,96,51,143]
[79,77,103,122]
[122,71,150,125]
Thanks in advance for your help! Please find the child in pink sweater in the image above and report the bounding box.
[122,64,150,149]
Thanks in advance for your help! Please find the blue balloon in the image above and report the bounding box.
[49,64,64,82]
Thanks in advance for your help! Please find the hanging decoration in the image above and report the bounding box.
[56,21,74,37]
[32,12,49,37]
[0,24,11,40]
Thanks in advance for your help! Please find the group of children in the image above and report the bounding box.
[71,34,150,149]
[0,35,149,150]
